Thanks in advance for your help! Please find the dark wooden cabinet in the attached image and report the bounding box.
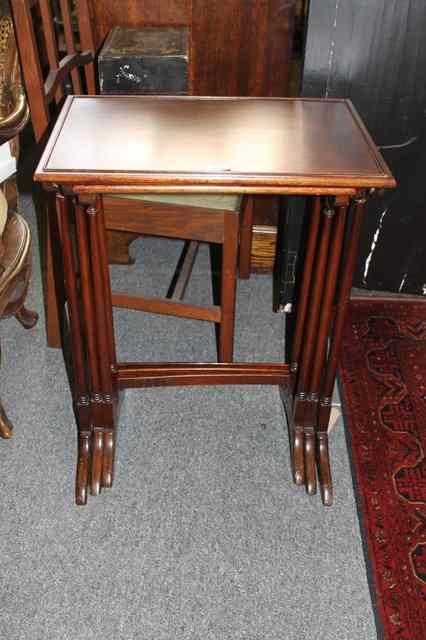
[302,0,426,294]
[90,0,295,98]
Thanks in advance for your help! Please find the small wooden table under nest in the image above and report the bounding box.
[35,95,396,506]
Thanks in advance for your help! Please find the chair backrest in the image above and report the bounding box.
[10,0,97,142]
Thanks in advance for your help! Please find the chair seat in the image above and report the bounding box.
[111,192,242,212]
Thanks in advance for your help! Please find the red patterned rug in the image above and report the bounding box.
[340,299,426,640]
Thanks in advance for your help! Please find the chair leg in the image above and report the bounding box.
[219,212,239,362]
[15,305,38,329]
[45,194,63,348]
[107,229,137,265]
[167,240,200,300]
[0,341,12,439]
[239,195,254,279]
[0,400,13,439]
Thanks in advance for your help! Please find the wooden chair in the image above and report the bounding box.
[0,197,38,438]
[10,0,254,362]
[0,10,38,439]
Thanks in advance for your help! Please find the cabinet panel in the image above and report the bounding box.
[90,0,191,46]
[192,0,295,96]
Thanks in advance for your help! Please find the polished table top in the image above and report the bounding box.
[35,96,395,191]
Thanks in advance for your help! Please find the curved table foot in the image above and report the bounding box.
[15,305,39,329]
[76,434,90,505]
[90,431,104,496]
[304,428,317,495]
[292,425,305,486]
[317,432,333,506]
[101,431,115,488]
[0,400,13,439]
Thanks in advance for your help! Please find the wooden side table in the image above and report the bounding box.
[34,96,396,506]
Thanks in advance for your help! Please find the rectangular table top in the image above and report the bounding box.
[35,96,395,192]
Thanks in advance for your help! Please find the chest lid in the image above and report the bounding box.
[99,26,189,60]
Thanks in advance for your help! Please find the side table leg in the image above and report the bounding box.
[88,195,117,489]
[286,196,321,486]
[316,195,366,506]
[219,212,239,362]
[294,198,335,495]
[75,200,105,496]
[57,194,92,505]
[45,191,63,348]
[305,199,349,500]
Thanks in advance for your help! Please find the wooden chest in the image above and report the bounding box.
[98,26,190,95]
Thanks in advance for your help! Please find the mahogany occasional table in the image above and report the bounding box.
[34,96,396,506]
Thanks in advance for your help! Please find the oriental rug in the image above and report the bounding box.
[339,299,426,640]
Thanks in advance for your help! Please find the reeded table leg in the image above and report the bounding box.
[287,196,322,487]
[95,197,118,488]
[75,399,91,507]
[304,198,349,501]
[315,195,366,505]
[285,194,365,505]
[75,200,104,496]
[292,197,335,496]
[76,196,118,498]
[57,194,93,505]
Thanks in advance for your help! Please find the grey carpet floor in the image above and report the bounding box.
[0,193,377,639]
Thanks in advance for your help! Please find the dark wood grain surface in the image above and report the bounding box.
[192,0,295,96]
[35,96,394,189]
[89,0,191,46]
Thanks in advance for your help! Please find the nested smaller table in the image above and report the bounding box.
[35,96,396,506]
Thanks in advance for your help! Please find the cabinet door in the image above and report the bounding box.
[303,0,426,294]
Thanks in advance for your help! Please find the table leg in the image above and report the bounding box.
[88,195,117,489]
[74,200,106,496]
[73,197,119,498]
[287,196,322,486]
[45,191,63,348]
[293,198,335,495]
[219,212,239,362]
[306,199,348,500]
[57,194,91,505]
[316,195,366,506]
[287,194,360,504]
